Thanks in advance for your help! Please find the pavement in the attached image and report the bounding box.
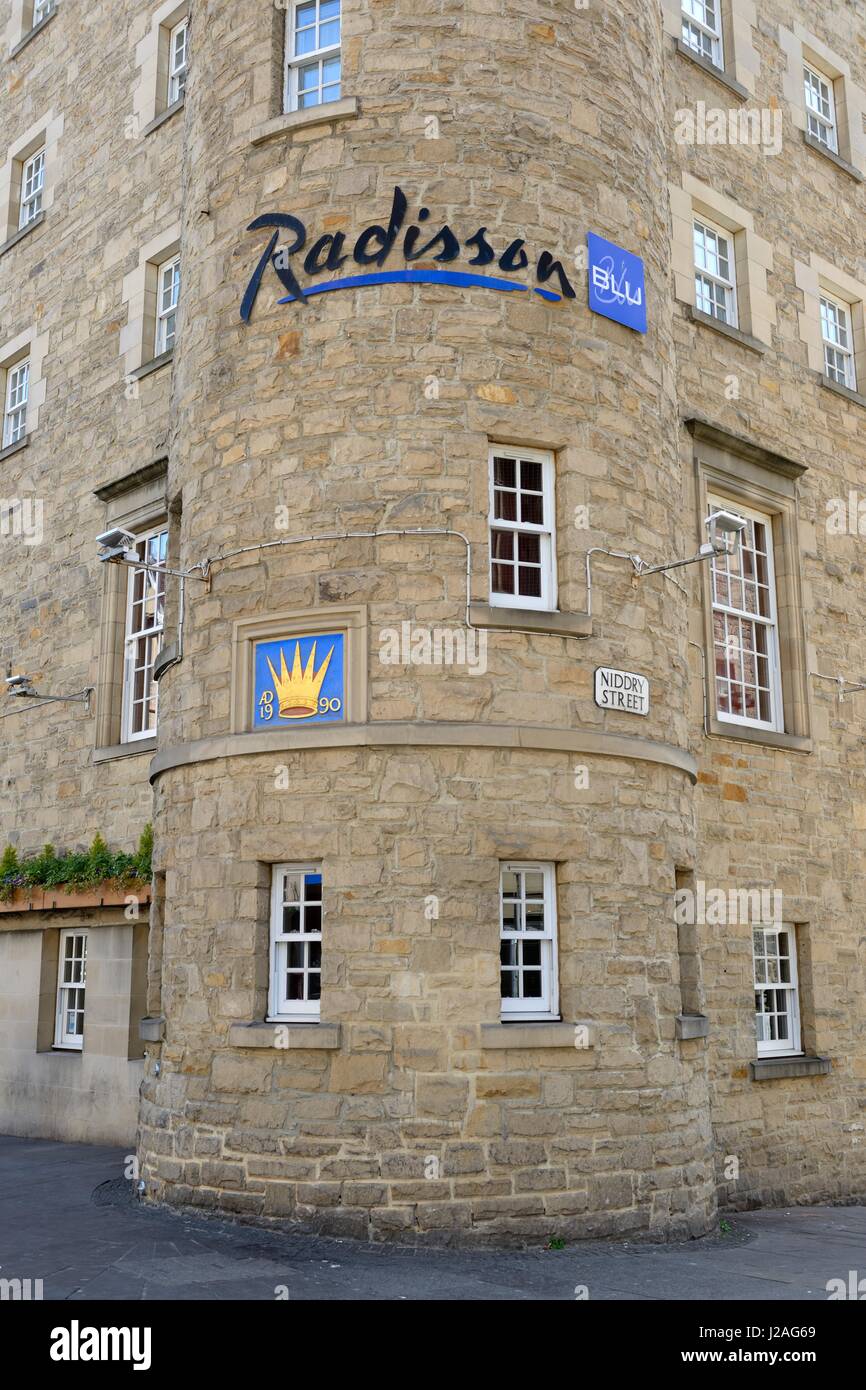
[1,1133,865,1300]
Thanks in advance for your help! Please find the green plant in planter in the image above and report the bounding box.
[0,825,153,902]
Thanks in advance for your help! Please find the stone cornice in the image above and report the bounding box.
[684,418,808,479]
[150,722,698,784]
[93,457,168,503]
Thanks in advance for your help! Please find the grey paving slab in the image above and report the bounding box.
[1,1133,865,1301]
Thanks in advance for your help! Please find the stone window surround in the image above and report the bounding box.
[689,420,811,753]
[132,0,189,137]
[749,920,827,1079]
[469,432,593,639]
[661,0,759,97]
[795,253,866,404]
[36,919,148,1061]
[93,458,169,760]
[671,173,774,348]
[120,225,181,376]
[487,443,557,616]
[780,22,866,179]
[248,0,358,146]
[5,0,56,58]
[0,325,49,442]
[0,110,63,246]
[230,604,369,735]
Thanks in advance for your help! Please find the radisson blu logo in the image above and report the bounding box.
[240,187,576,320]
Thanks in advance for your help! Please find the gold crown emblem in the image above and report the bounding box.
[266,640,334,720]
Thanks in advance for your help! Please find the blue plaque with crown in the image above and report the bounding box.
[253,633,345,728]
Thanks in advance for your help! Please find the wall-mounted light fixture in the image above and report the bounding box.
[2,668,92,717]
[585,511,747,617]
[95,528,210,586]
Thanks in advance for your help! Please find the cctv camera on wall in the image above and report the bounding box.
[96,528,139,564]
[4,674,37,698]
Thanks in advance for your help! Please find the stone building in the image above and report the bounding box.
[1,0,864,1243]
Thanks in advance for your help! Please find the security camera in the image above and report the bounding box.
[5,674,37,697]
[96,527,139,564]
[704,509,746,557]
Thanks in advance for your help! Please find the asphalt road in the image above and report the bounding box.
[1,1134,865,1300]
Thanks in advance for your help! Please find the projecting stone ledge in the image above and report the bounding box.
[750,1055,831,1082]
[480,1021,595,1049]
[676,1013,709,1040]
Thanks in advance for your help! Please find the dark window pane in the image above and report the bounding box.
[304,905,322,935]
[500,970,519,998]
[283,906,301,933]
[522,971,543,998]
[308,973,321,1001]
[287,942,305,969]
[492,563,514,594]
[517,533,540,563]
[287,973,305,1000]
[305,874,322,901]
[500,940,519,966]
[524,908,545,933]
[520,494,544,525]
[522,939,541,966]
[308,941,322,970]
[518,567,542,597]
[491,530,514,560]
[520,460,542,491]
[495,490,517,522]
[493,457,516,488]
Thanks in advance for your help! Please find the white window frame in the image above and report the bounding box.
[155,255,180,356]
[168,18,189,106]
[708,494,784,732]
[33,0,55,25]
[54,930,87,1051]
[268,864,323,1023]
[121,525,169,744]
[819,292,856,390]
[2,358,29,448]
[19,147,45,230]
[804,62,838,154]
[488,446,557,612]
[284,0,342,114]
[681,0,723,69]
[693,217,738,328]
[753,925,801,1058]
[499,862,559,1022]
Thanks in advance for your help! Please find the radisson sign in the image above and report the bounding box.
[240,187,577,319]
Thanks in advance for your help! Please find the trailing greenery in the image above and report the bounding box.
[0,826,153,902]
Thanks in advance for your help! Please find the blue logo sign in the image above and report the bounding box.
[587,233,647,334]
[253,634,345,728]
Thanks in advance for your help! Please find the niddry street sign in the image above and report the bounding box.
[594,667,650,715]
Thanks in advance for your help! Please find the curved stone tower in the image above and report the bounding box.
[140,0,715,1242]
